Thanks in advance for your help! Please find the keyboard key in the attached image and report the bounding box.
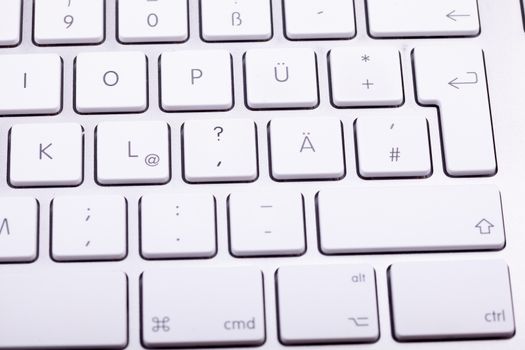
[0,0,22,46]
[269,117,345,180]
[228,191,305,257]
[160,50,233,111]
[140,193,216,259]
[414,47,496,176]
[245,48,319,109]
[0,197,38,263]
[277,264,379,344]
[330,47,403,107]
[75,51,148,114]
[318,185,505,254]
[51,195,127,261]
[183,119,258,183]
[201,0,272,41]
[118,0,188,43]
[0,270,128,348]
[389,260,515,341]
[96,121,170,185]
[0,54,62,116]
[355,116,431,178]
[9,123,83,187]
[34,0,105,45]
[284,0,356,40]
[367,0,480,38]
[142,266,265,347]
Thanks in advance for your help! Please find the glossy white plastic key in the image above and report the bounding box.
[277,264,379,344]
[9,123,83,187]
[96,121,170,185]
[0,197,38,263]
[389,260,515,340]
[118,0,188,43]
[0,270,128,349]
[229,191,305,257]
[0,54,62,115]
[34,0,105,45]
[284,0,356,39]
[141,193,216,259]
[52,195,127,261]
[269,117,345,180]
[414,46,496,176]
[75,51,148,113]
[245,48,319,109]
[318,185,505,254]
[161,50,233,111]
[330,47,403,107]
[367,0,480,38]
[355,116,431,178]
[183,119,258,183]
[201,0,272,41]
[0,0,22,46]
[142,266,265,347]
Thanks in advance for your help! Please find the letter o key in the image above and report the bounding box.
[103,71,119,87]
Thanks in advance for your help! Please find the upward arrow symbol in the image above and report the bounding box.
[0,218,10,235]
[475,219,494,234]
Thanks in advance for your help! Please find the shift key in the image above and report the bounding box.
[389,260,515,341]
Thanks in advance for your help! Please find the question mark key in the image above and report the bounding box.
[183,119,258,183]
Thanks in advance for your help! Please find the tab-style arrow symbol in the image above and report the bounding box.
[446,10,471,21]
[475,219,494,235]
[448,72,478,89]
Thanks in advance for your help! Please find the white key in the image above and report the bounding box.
[367,0,480,38]
[142,266,265,347]
[0,54,62,115]
[229,191,305,257]
[118,0,188,43]
[414,47,496,176]
[75,51,147,113]
[161,50,233,111]
[183,119,258,183]
[96,121,170,185]
[9,123,83,187]
[51,195,127,261]
[318,185,505,254]
[141,193,216,259]
[269,117,345,180]
[0,197,38,263]
[277,265,379,344]
[0,0,22,46]
[390,260,515,340]
[330,47,403,107]
[245,48,319,109]
[355,116,431,178]
[284,0,355,40]
[0,270,128,349]
[34,0,104,45]
[201,0,272,41]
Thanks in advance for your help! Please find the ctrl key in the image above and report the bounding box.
[389,260,515,341]
[141,266,266,347]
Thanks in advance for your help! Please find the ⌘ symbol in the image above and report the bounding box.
[145,154,160,167]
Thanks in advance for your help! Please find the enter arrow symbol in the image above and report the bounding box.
[475,219,494,234]
[448,72,478,89]
[446,10,471,21]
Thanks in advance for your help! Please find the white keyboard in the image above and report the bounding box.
[1,0,525,349]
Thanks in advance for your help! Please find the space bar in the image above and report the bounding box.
[0,270,128,349]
